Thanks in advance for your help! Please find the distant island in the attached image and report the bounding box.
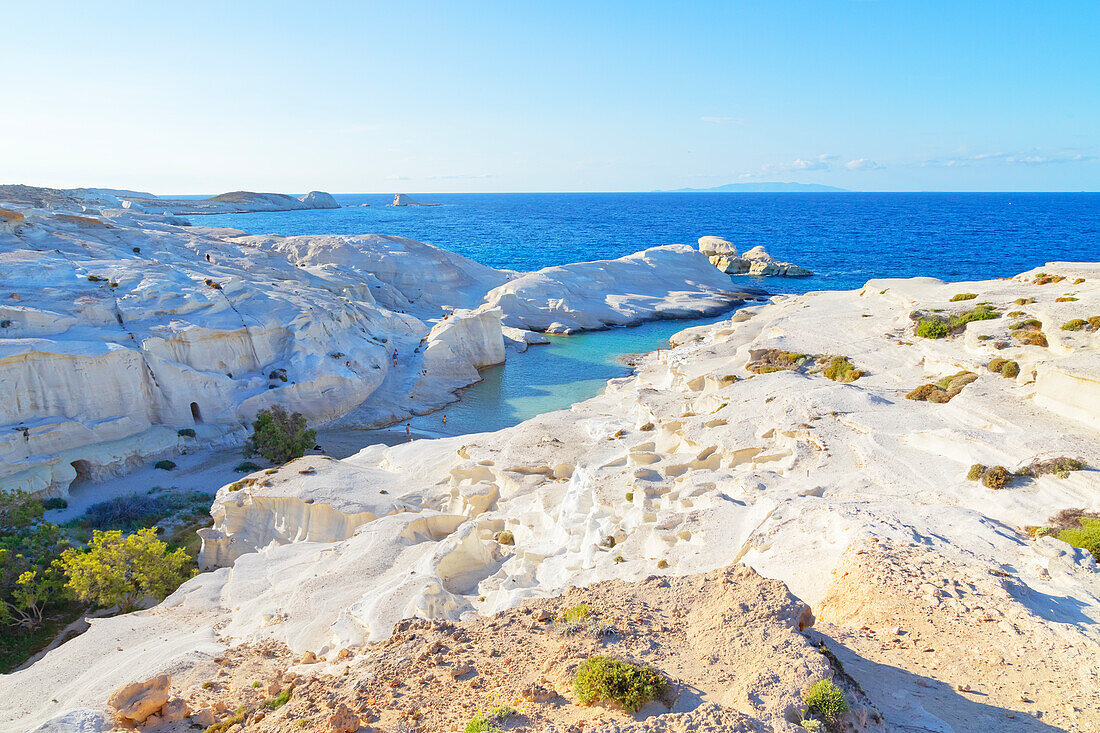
[662,182,849,193]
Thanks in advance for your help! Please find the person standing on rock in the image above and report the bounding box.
[392,348,398,367]
[405,424,412,442]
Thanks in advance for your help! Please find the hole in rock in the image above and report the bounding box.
[70,459,93,484]
[190,402,203,424]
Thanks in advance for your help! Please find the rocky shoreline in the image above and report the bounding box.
[1,242,1096,731]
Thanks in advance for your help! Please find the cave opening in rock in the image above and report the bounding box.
[190,402,203,424]
[70,459,93,484]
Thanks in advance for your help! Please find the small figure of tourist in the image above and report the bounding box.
[442,414,447,426]
[392,348,398,367]
[405,424,412,442]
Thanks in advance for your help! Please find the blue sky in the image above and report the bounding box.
[2,1,1097,192]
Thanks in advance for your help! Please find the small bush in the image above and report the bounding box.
[1056,296,1079,302]
[40,497,68,511]
[1010,319,1042,331]
[0,320,11,328]
[1061,318,1087,331]
[967,464,985,481]
[264,689,292,709]
[804,679,848,724]
[1058,517,1100,561]
[1091,316,1100,329]
[243,405,316,465]
[574,656,667,713]
[234,461,262,473]
[1001,361,1020,378]
[177,428,196,438]
[495,530,515,546]
[1015,297,1035,305]
[823,356,863,383]
[982,465,1011,490]
[950,293,977,301]
[1018,457,1085,479]
[916,318,948,339]
[1014,330,1048,347]
[986,358,1007,373]
[205,706,247,733]
[563,603,592,623]
[1007,310,1025,318]
[154,460,176,471]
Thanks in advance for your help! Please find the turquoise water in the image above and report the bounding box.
[405,315,718,438]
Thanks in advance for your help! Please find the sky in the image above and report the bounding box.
[1,1,1098,193]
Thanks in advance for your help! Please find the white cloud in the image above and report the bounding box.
[845,158,883,170]
[921,150,1096,168]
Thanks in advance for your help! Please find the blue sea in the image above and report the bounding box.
[200,193,1100,436]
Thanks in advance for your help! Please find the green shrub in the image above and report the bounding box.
[234,461,262,473]
[154,460,176,471]
[464,715,498,733]
[1090,316,1100,329]
[464,707,514,733]
[1058,517,1100,561]
[1056,296,1079,302]
[823,356,863,383]
[1015,298,1035,305]
[948,304,999,330]
[1018,457,1085,479]
[495,530,514,546]
[264,689,292,709]
[982,466,1011,490]
[40,497,67,511]
[1061,318,1087,331]
[563,603,592,623]
[916,318,948,339]
[804,679,848,723]
[1014,330,1048,347]
[243,406,316,465]
[1011,319,1042,330]
[573,656,667,712]
[1001,361,1020,378]
[967,464,985,481]
[204,706,247,733]
[907,371,979,404]
[1007,310,1025,318]
[986,358,1007,373]
[177,428,196,438]
[58,528,192,612]
[950,293,977,301]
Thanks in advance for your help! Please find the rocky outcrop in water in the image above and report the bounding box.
[698,235,813,276]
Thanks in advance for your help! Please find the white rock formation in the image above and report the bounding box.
[482,244,762,333]
[0,185,341,216]
[698,236,812,277]
[5,262,1097,731]
[389,193,440,207]
[297,190,340,209]
[0,190,754,496]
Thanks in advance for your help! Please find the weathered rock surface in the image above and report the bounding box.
[483,244,763,333]
[698,236,813,277]
[6,262,1098,733]
[0,190,757,496]
[106,673,170,725]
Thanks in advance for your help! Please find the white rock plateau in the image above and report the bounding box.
[3,258,1098,732]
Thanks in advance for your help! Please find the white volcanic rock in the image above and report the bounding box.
[0,184,341,216]
[697,234,738,257]
[297,190,339,208]
[483,244,762,333]
[699,239,813,277]
[6,262,1099,732]
[236,232,512,317]
[0,196,759,496]
[389,193,440,206]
